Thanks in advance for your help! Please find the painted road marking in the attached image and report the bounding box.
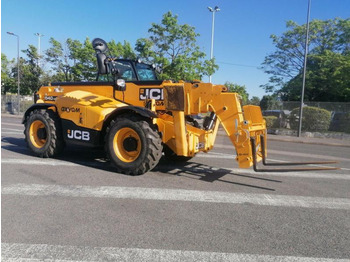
[197,152,350,171]
[1,158,349,178]
[2,183,350,210]
[2,243,349,262]
[214,144,350,163]
[2,158,79,166]
[1,127,23,132]
[1,132,23,135]
[1,122,23,127]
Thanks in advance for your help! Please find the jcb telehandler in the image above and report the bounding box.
[23,38,337,175]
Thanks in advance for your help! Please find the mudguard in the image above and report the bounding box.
[22,103,57,123]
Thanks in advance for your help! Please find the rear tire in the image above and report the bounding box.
[105,115,162,175]
[24,109,64,157]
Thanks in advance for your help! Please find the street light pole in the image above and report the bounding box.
[208,6,220,83]
[34,33,44,66]
[7,31,20,114]
[298,0,311,137]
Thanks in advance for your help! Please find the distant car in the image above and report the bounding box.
[262,110,289,128]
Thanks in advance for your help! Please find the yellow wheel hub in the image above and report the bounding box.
[113,127,141,162]
[29,120,47,148]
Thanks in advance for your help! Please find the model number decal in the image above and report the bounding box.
[44,95,57,101]
[61,107,80,113]
[139,88,164,100]
[67,129,90,141]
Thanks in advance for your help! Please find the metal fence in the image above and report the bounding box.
[1,94,34,114]
[263,101,350,136]
[274,101,350,113]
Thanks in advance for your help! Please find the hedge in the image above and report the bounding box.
[263,116,279,129]
[289,106,331,132]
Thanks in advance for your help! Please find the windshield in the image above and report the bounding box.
[135,63,157,81]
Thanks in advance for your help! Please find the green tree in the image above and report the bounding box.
[280,50,350,101]
[45,37,72,81]
[224,82,249,104]
[108,40,137,59]
[135,11,218,81]
[261,18,350,101]
[249,96,261,106]
[260,95,281,110]
[67,37,96,81]
[20,45,43,94]
[45,37,137,81]
[1,53,16,94]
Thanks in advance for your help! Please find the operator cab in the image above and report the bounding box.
[92,38,159,82]
[109,59,158,81]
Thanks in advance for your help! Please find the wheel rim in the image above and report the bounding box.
[113,127,141,162]
[29,120,47,148]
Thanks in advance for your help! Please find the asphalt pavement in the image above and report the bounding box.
[1,113,350,261]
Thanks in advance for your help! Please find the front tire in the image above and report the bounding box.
[105,115,162,175]
[24,109,64,157]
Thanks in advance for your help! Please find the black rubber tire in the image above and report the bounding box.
[105,115,163,175]
[162,144,194,162]
[24,109,64,158]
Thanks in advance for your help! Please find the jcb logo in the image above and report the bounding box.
[139,88,164,100]
[67,129,90,141]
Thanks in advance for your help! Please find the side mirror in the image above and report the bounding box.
[115,79,126,91]
[96,53,108,75]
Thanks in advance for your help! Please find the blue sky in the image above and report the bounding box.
[2,0,349,98]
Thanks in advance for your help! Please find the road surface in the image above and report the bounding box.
[2,115,350,261]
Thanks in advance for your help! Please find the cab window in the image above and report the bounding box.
[136,63,157,81]
[116,61,137,81]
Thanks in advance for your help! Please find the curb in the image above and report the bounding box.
[266,135,350,148]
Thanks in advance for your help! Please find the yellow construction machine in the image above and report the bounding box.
[23,38,337,175]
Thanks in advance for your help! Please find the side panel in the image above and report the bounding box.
[55,90,122,131]
[61,119,101,147]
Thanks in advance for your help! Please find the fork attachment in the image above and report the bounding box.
[251,136,338,172]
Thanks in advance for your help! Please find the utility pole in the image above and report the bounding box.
[298,0,311,137]
[34,33,44,66]
[7,32,20,114]
[208,6,220,83]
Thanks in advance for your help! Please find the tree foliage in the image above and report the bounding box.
[259,95,281,110]
[20,45,43,94]
[135,11,218,81]
[224,82,249,104]
[280,50,350,101]
[2,46,45,95]
[2,12,219,95]
[45,37,72,82]
[249,96,261,106]
[1,53,16,94]
[261,18,350,102]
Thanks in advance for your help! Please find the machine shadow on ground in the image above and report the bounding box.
[2,136,279,191]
